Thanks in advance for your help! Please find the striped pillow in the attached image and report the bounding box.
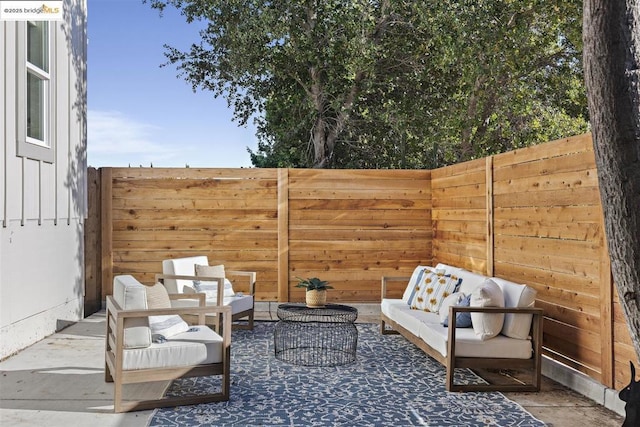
[194,264,235,298]
[404,266,432,305]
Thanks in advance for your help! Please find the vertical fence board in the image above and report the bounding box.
[83,167,101,314]
[486,156,494,277]
[600,233,614,388]
[278,168,289,302]
[100,167,113,298]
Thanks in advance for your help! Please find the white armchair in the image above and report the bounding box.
[105,275,231,413]
[161,255,256,330]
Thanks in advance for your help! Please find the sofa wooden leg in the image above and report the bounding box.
[380,319,399,335]
[247,312,254,330]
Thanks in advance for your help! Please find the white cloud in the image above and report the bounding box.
[89,110,161,153]
[87,109,191,167]
[87,109,258,168]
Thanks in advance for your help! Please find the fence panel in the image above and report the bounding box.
[431,158,488,272]
[105,168,280,299]
[287,169,432,302]
[492,134,612,384]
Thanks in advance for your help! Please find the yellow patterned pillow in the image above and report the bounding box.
[410,270,462,313]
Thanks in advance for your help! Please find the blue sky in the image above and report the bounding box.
[87,0,258,168]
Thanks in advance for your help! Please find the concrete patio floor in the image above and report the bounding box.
[0,308,626,427]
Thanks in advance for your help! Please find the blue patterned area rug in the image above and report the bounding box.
[148,322,545,427]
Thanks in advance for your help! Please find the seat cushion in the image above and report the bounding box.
[382,297,532,359]
[419,322,533,359]
[382,299,433,337]
[223,294,254,314]
[122,325,224,370]
[171,294,254,316]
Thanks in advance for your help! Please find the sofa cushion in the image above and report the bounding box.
[122,325,224,370]
[492,277,537,339]
[470,279,505,340]
[172,293,254,316]
[113,275,151,349]
[162,255,209,293]
[409,270,461,313]
[419,321,533,359]
[382,296,534,359]
[194,264,236,298]
[434,264,485,292]
[145,282,190,339]
[146,281,172,308]
[381,299,426,337]
[402,266,432,304]
[455,270,490,296]
[441,293,472,328]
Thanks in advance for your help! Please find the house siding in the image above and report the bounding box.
[0,0,87,360]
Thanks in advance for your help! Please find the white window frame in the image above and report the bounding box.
[17,20,55,163]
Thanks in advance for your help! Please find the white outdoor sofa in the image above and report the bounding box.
[381,263,544,392]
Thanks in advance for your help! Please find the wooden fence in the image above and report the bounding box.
[85,133,637,390]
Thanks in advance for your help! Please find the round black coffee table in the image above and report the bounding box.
[274,303,358,366]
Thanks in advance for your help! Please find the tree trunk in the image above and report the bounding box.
[583,0,640,363]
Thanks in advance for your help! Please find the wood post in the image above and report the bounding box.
[277,168,289,302]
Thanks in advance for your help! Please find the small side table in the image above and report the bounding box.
[274,303,358,366]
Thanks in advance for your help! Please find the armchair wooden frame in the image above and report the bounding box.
[105,292,232,413]
[380,276,544,392]
[156,271,256,331]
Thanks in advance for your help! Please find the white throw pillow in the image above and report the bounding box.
[470,279,505,340]
[492,277,537,339]
[145,282,189,340]
[194,264,235,298]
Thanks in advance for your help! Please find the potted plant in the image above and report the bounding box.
[296,277,333,308]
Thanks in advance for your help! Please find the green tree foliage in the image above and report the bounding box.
[149,0,588,168]
[439,0,588,162]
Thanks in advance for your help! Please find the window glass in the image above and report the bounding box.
[27,72,46,141]
[26,21,49,146]
[27,21,48,73]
